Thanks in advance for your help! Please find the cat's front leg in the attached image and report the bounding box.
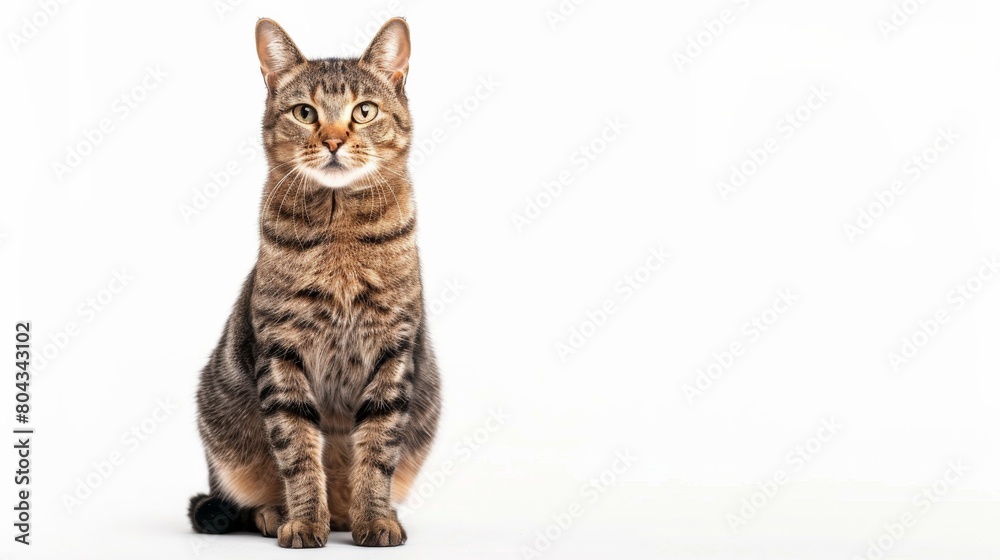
[348,343,414,547]
[256,346,330,548]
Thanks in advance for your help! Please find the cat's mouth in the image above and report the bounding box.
[299,159,374,190]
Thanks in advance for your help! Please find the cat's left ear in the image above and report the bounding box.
[255,18,306,91]
[361,18,411,90]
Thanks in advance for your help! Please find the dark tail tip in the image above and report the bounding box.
[189,493,249,534]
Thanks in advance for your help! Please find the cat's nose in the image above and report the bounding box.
[324,138,344,153]
[320,123,349,154]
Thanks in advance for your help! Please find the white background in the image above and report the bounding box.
[3,0,1000,558]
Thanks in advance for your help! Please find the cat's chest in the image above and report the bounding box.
[254,243,416,409]
[301,323,377,415]
[302,248,375,302]
[287,250,408,405]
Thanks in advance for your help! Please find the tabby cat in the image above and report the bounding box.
[188,17,440,549]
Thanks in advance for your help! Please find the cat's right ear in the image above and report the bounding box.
[255,19,305,91]
[361,18,410,90]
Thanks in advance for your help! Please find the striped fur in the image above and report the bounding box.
[189,18,440,549]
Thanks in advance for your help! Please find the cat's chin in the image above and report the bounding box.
[299,163,374,190]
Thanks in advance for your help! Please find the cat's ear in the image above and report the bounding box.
[255,18,306,91]
[361,18,411,89]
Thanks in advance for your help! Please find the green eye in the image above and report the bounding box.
[292,104,318,124]
[352,102,378,124]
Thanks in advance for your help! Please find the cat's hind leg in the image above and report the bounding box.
[253,504,286,537]
[191,452,287,537]
[188,493,285,538]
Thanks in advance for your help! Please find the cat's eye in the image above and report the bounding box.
[291,104,318,124]
[352,102,379,124]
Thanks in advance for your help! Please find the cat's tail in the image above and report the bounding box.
[188,493,253,534]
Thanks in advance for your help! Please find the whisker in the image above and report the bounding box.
[285,170,311,251]
[258,166,299,240]
[264,158,300,175]
[275,174,296,223]
[372,167,404,221]
[366,162,410,182]
[366,175,377,221]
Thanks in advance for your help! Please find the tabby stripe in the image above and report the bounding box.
[293,287,333,301]
[392,113,412,133]
[275,202,298,220]
[359,277,381,294]
[385,428,405,447]
[261,225,328,250]
[315,306,337,326]
[258,383,277,402]
[347,353,364,367]
[268,425,284,441]
[279,457,308,478]
[368,495,390,509]
[263,343,306,372]
[291,317,320,332]
[367,339,412,386]
[353,292,393,314]
[290,494,320,510]
[370,459,396,477]
[254,361,271,381]
[261,400,321,427]
[353,395,410,425]
[255,307,302,327]
[257,309,295,324]
[354,203,390,224]
[357,217,415,245]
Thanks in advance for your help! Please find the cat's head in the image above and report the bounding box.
[255,18,412,189]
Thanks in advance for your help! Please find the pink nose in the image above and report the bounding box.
[325,138,344,153]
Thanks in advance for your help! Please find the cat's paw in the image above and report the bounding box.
[277,519,329,548]
[351,516,407,547]
[254,505,284,538]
